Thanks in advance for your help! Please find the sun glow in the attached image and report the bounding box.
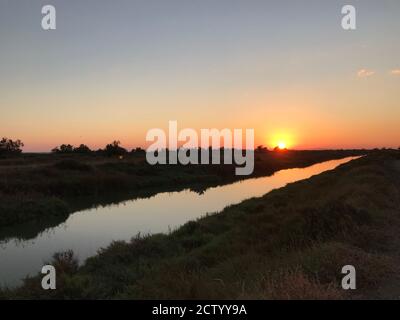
[268,132,294,150]
[277,142,286,150]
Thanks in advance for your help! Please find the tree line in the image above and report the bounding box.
[0,137,145,157]
[2,137,400,157]
[52,141,145,156]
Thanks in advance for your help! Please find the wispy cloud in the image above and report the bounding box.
[390,69,400,76]
[357,69,375,78]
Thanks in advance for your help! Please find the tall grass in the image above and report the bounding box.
[0,150,367,228]
[3,150,400,299]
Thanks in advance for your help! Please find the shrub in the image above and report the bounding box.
[104,141,127,156]
[52,144,74,154]
[0,137,24,156]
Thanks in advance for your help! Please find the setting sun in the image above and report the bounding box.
[278,142,287,149]
[267,131,295,151]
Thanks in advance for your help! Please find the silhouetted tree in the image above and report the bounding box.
[273,146,287,152]
[256,145,268,152]
[52,144,74,154]
[131,147,145,154]
[104,140,127,156]
[0,137,24,156]
[73,144,91,153]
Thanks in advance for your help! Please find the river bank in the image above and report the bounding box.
[2,150,399,299]
[0,156,357,287]
[0,150,366,229]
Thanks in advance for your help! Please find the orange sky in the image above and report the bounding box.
[1,1,399,152]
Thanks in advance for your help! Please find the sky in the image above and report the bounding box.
[0,0,399,151]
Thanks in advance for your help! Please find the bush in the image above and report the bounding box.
[52,144,74,154]
[73,144,91,153]
[104,141,127,156]
[0,137,24,156]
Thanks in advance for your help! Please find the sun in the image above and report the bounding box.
[277,142,286,150]
[269,132,294,150]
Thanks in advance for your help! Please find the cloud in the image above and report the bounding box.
[390,69,400,76]
[357,69,375,78]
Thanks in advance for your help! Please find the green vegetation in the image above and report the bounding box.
[0,148,365,230]
[3,150,399,299]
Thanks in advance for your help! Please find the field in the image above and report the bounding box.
[0,149,365,230]
[2,149,399,299]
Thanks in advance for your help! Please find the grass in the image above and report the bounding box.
[2,150,400,299]
[0,149,366,230]
[0,194,69,226]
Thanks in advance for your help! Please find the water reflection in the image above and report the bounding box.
[0,156,358,287]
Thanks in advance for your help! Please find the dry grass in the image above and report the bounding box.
[2,150,400,299]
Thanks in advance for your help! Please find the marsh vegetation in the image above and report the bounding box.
[2,150,399,299]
